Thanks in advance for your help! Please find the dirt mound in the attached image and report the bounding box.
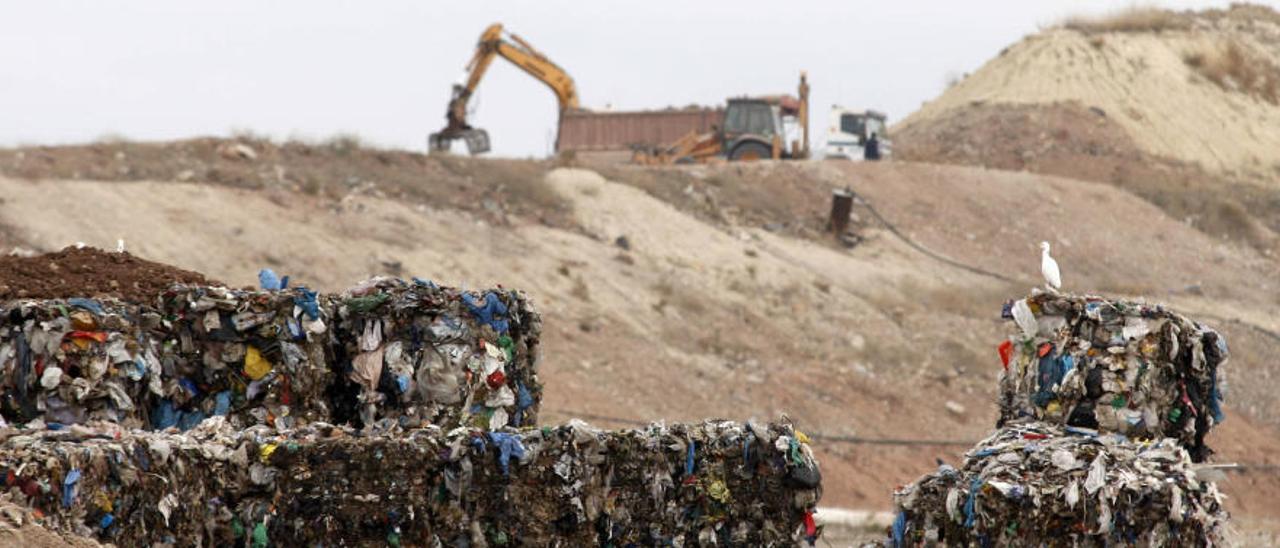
[898,4,1280,180]
[0,246,217,301]
[895,101,1279,251]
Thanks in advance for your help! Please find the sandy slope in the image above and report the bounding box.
[1,161,1278,525]
[898,17,1280,180]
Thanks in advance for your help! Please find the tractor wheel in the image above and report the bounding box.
[729,141,771,161]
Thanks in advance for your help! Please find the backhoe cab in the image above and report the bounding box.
[721,92,808,161]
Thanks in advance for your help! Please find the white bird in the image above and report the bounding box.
[1040,241,1061,291]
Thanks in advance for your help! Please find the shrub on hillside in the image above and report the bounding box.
[1183,40,1280,105]
[1062,7,1191,34]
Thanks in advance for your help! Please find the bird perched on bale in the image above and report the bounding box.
[1040,241,1061,291]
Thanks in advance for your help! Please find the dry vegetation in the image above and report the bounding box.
[1061,7,1192,35]
[1183,40,1280,105]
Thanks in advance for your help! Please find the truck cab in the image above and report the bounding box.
[824,107,890,161]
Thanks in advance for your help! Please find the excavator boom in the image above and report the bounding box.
[429,23,579,155]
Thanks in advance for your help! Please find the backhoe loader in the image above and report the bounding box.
[631,73,810,164]
[428,23,579,155]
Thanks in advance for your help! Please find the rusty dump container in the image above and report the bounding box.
[557,107,723,153]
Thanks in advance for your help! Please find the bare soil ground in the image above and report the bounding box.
[1,141,1276,542]
[895,101,1280,254]
[0,246,218,301]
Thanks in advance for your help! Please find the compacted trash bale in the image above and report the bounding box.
[0,418,822,546]
[157,284,334,430]
[326,277,543,430]
[1,277,545,434]
[0,285,334,431]
[997,292,1228,460]
[888,422,1228,547]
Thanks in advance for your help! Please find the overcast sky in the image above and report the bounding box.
[0,0,1260,157]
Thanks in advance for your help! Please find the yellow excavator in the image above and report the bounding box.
[428,23,579,155]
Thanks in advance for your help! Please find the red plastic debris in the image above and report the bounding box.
[67,331,108,343]
[486,370,506,389]
[998,340,1014,371]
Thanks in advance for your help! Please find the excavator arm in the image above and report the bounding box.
[429,23,579,155]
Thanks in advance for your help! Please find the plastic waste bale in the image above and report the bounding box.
[156,284,333,431]
[0,419,821,546]
[997,292,1228,460]
[0,297,157,429]
[887,422,1228,547]
[327,277,542,430]
[259,419,820,546]
[0,417,252,546]
[0,285,332,432]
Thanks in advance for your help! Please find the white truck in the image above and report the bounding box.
[823,106,891,161]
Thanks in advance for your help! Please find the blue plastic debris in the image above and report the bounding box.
[179,377,201,397]
[487,432,526,476]
[462,292,509,334]
[892,511,907,547]
[178,409,207,431]
[152,400,179,430]
[62,469,81,508]
[685,440,697,476]
[963,477,981,529]
[258,269,289,291]
[293,287,320,320]
[67,298,105,315]
[516,383,534,410]
[214,391,232,416]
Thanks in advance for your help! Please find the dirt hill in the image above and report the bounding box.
[895,4,1280,254]
[2,139,1278,541]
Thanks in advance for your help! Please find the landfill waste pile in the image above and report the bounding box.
[0,277,542,432]
[888,422,1228,546]
[327,276,543,430]
[0,417,822,546]
[881,292,1233,546]
[0,250,818,545]
[998,291,1228,460]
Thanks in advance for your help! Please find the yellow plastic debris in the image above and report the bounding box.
[794,431,811,444]
[260,443,278,464]
[69,310,97,331]
[94,491,113,512]
[244,346,272,381]
[707,479,731,503]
